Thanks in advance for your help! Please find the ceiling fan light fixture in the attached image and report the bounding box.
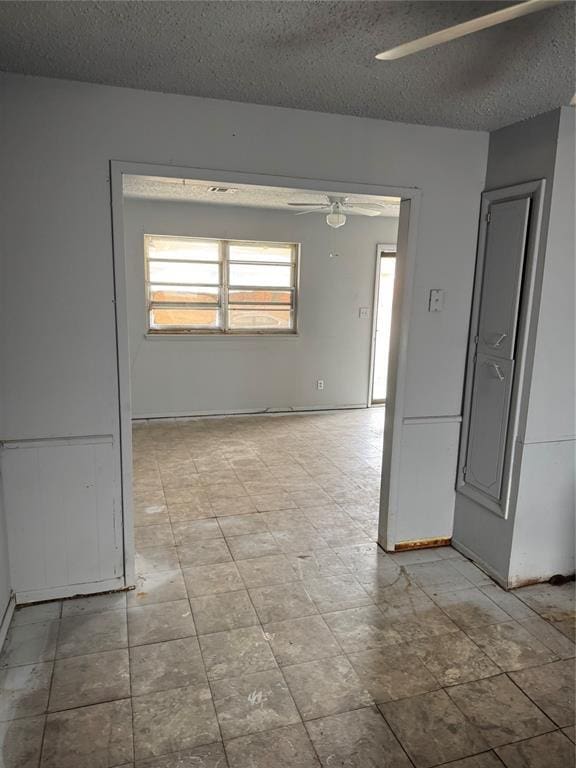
[326,211,346,228]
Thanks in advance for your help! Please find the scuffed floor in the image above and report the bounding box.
[1,409,574,767]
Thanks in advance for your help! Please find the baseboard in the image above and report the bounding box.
[393,537,452,552]
[133,403,370,421]
[0,594,15,651]
[451,539,508,589]
[15,576,127,605]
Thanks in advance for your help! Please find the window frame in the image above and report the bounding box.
[145,234,300,336]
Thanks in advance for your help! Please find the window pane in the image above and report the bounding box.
[146,237,220,261]
[228,306,292,330]
[229,289,291,305]
[229,264,292,288]
[229,243,293,263]
[150,307,220,328]
[150,285,219,304]
[149,261,219,285]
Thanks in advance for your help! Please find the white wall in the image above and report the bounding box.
[0,73,488,598]
[453,107,575,586]
[124,198,398,417]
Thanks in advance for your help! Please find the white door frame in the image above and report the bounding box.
[109,160,422,580]
[368,244,398,407]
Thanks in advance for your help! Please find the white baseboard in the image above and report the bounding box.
[15,576,127,605]
[133,403,369,422]
[0,595,15,651]
[452,539,508,589]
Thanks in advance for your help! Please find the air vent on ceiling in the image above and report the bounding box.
[208,186,238,194]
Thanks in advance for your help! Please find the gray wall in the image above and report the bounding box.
[453,107,575,585]
[124,198,398,417]
[0,72,488,598]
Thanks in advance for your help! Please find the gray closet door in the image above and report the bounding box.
[477,198,531,360]
[465,354,514,501]
[462,194,531,509]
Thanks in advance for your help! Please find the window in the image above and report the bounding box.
[145,235,299,334]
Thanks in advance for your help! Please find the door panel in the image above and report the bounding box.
[465,354,515,503]
[477,198,531,360]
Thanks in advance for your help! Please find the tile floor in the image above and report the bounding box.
[1,409,574,767]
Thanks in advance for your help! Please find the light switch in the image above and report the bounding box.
[358,307,370,319]
[428,289,445,312]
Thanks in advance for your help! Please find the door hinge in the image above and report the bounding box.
[462,465,468,478]
[474,335,479,345]
[486,211,491,223]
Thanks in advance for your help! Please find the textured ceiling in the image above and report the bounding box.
[0,1,573,130]
[123,175,400,216]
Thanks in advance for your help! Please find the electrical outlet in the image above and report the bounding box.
[428,289,445,312]
[358,307,370,319]
[316,380,324,391]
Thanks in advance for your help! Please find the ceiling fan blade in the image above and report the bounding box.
[375,0,562,61]
[287,203,329,207]
[294,208,329,216]
[342,207,381,217]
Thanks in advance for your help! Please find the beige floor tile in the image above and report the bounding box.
[183,562,245,597]
[282,655,373,719]
[49,649,130,711]
[61,592,126,617]
[495,730,575,768]
[432,588,511,630]
[178,539,232,567]
[237,554,300,588]
[323,605,402,651]
[514,582,575,623]
[466,620,559,671]
[191,589,259,635]
[0,715,45,768]
[128,569,188,607]
[218,513,268,536]
[171,519,222,545]
[42,700,133,767]
[130,636,206,696]
[302,575,373,613]
[132,685,220,760]
[226,532,282,560]
[199,626,277,680]
[135,524,175,551]
[411,630,500,685]
[11,603,61,627]
[56,611,127,659]
[128,599,195,646]
[347,644,439,703]
[212,669,301,740]
[446,674,555,748]
[211,496,258,517]
[135,743,227,767]
[264,616,341,666]
[0,662,52,721]
[306,706,412,768]
[379,689,489,768]
[0,621,59,668]
[249,582,318,624]
[509,658,575,727]
[135,546,180,576]
[226,723,320,767]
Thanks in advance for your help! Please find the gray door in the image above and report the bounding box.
[465,355,514,502]
[462,194,532,511]
[477,198,531,360]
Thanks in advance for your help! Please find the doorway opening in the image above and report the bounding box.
[370,245,397,405]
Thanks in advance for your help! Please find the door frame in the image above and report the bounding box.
[109,160,422,579]
[368,244,397,407]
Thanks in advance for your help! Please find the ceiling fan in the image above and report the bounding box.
[375,0,562,60]
[288,196,387,228]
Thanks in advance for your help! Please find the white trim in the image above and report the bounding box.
[368,244,398,407]
[0,595,15,651]
[15,577,127,606]
[403,415,462,425]
[144,332,301,341]
[133,404,370,421]
[110,161,421,575]
[379,197,421,551]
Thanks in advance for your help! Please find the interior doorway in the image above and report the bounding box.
[370,245,397,405]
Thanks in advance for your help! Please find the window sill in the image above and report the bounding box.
[144,332,300,341]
